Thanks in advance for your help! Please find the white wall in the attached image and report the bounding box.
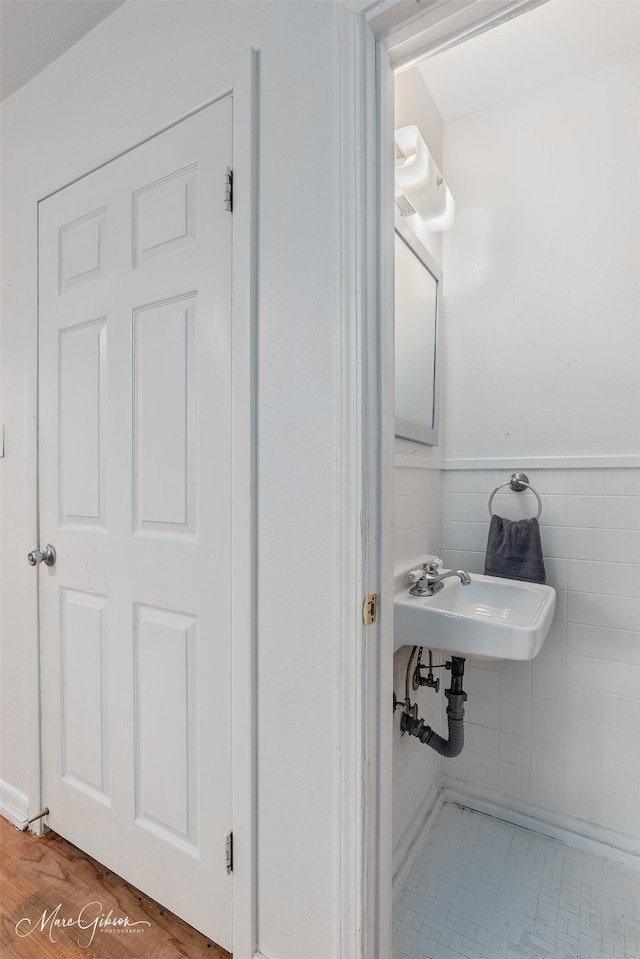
[432,45,640,850]
[0,4,352,956]
[393,66,445,469]
[394,67,444,270]
[441,50,640,461]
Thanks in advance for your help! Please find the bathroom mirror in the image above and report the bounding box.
[394,215,442,446]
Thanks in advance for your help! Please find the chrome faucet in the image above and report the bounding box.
[408,558,471,597]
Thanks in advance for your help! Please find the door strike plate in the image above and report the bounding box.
[363,593,378,626]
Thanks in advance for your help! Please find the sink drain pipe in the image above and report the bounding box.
[401,656,467,758]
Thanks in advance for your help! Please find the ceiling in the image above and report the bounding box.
[417,0,640,123]
[1,0,638,108]
[0,0,126,101]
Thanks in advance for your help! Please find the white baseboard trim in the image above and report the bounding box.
[392,777,443,899]
[0,780,28,829]
[442,783,640,872]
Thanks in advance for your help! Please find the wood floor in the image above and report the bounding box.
[0,816,231,958]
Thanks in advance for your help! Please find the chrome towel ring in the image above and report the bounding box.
[488,472,542,520]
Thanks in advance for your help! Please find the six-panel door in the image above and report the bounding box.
[38,98,233,950]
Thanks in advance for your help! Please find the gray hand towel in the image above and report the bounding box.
[484,514,546,584]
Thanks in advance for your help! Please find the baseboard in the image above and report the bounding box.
[392,778,443,900]
[392,780,640,904]
[0,780,28,829]
[442,783,640,872]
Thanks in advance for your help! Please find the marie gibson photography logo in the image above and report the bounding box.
[15,900,152,948]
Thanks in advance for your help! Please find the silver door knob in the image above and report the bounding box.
[27,544,57,567]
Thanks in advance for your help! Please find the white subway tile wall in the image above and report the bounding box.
[393,466,443,852]
[440,468,640,842]
[393,644,443,856]
[394,466,443,567]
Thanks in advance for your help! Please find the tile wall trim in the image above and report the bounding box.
[441,456,640,470]
[442,785,640,870]
[395,454,640,470]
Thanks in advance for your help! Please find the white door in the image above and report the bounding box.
[37,98,233,950]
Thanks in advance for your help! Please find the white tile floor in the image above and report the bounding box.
[393,803,640,959]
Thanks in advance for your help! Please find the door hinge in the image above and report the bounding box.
[363,593,378,626]
[225,831,233,873]
[224,167,233,213]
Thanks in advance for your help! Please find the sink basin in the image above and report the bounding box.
[394,569,556,660]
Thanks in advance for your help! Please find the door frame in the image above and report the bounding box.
[28,51,259,958]
[334,12,385,958]
[362,3,553,957]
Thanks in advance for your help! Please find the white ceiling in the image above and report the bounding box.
[416,0,640,123]
[0,0,126,101]
[2,0,638,109]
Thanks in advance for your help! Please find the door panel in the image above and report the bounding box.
[38,98,233,950]
[58,318,107,528]
[133,295,197,534]
[60,589,109,799]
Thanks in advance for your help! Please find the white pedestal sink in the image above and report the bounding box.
[394,565,556,661]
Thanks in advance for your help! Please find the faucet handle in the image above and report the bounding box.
[408,557,442,585]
